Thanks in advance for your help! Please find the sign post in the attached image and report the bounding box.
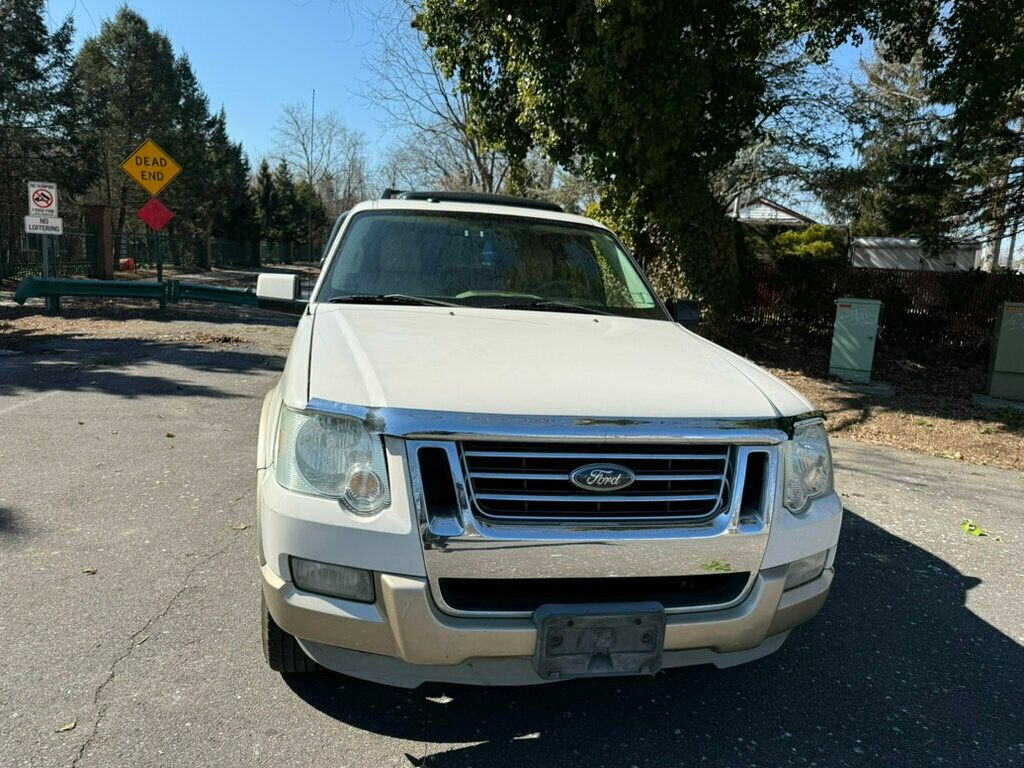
[120,140,181,306]
[26,182,62,315]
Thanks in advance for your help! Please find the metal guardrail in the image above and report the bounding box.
[13,277,256,312]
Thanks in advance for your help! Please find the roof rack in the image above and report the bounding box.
[381,189,562,213]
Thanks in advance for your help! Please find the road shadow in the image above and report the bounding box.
[284,511,1023,767]
[0,506,30,541]
[0,331,285,400]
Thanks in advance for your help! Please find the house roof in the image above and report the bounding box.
[730,196,817,225]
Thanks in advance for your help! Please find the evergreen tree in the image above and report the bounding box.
[253,159,277,241]
[166,54,214,232]
[206,110,256,241]
[821,53,959,245]
[0,0,98,234]
[294,179,328,246]
[75,8,180,255]
[270,160,299,242]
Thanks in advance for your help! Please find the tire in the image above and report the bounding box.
[261,594,319,674]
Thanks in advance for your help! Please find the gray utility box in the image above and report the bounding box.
[988,302,1024,402]
[829,298,882,384]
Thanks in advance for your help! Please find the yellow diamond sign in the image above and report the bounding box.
[120,139,181,197]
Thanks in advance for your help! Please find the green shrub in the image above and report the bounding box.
[770,224,846,261]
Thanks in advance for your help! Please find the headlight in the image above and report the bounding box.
[783,420,833,513]
[275,406,390,514]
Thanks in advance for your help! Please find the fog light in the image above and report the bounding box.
[784,551,828,590]
[290,557,375,602]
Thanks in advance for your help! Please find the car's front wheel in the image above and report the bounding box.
[261,594,319,673]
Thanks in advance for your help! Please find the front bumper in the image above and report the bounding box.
[261,560,834,688]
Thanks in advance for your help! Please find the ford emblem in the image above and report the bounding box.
[569,463,636,492]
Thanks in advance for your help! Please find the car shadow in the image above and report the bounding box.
[283,511,1023,767]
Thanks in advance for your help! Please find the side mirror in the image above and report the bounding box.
[665,298,702,332]
[256,273,305,315]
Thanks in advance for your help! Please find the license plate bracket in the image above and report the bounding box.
[532,602,666,680]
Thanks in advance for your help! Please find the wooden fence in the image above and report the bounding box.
[738,263,1024,349]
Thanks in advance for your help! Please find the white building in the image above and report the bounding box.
[850,237,982,271]
[729,197,817,229]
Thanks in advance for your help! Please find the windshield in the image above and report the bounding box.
[317,210,666,320]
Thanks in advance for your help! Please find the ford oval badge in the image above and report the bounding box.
[569,463,636,492]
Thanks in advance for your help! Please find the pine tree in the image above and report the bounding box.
[206,110,255,241]
[167,54,214,232]
[253,159,277,241]
[0,0,99,234]
[821,53,960,246]
[75,8,182,255]
[270,160,299,242]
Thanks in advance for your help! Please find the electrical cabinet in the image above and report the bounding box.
[829,298,881,384]
[989,302,1024,402]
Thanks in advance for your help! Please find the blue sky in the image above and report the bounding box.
[46,0,394,162]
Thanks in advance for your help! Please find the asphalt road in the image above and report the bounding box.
[1,303,1021,768]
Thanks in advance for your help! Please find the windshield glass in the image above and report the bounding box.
[318,210,666,319]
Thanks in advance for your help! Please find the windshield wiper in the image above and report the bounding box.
[327,293,461,307]
[498,299,612,316]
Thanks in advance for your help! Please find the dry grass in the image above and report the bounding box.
[743,333,1024,472]
[770,367,1024,470]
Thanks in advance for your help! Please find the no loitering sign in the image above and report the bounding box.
[24,215,63,235]
[120,139,182,197]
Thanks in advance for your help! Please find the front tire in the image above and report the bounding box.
[261,594,319,673]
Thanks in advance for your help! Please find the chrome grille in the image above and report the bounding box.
[461,441,731,522]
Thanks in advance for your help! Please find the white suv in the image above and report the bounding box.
[254,191,841,688]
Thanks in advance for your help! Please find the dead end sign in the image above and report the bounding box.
[120,139,182,197]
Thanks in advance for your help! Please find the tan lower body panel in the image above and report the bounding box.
[262,563,833,685]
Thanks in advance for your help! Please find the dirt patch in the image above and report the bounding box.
[740,332,1024,472]
[0,299,275,351]
[153,331,248,345]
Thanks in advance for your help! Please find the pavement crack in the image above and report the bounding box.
[70,528,248,767]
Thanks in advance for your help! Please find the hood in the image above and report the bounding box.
[305,305,812,419]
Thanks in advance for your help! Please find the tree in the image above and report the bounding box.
[269,160,299,242]
[76,8,181,256]
[929,2,1024,269]
[294,178,328,246]
[253,159,277,240]
[273,102,369,214]
[0,0,98,234]
[771,224,846,260]
[412,0,980,329]
[715,48,853,207]
[205,110,256,241]
[166,54,214,231]
[365,1,510,194]
[820,53,960,246]
[415,1,791,330]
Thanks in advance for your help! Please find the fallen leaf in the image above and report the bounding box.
[82,568,97,575]
[56,721,76,732]
[165,433,175,438]
[961,519,987,537]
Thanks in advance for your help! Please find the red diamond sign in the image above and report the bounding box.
[137,198,174,231]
